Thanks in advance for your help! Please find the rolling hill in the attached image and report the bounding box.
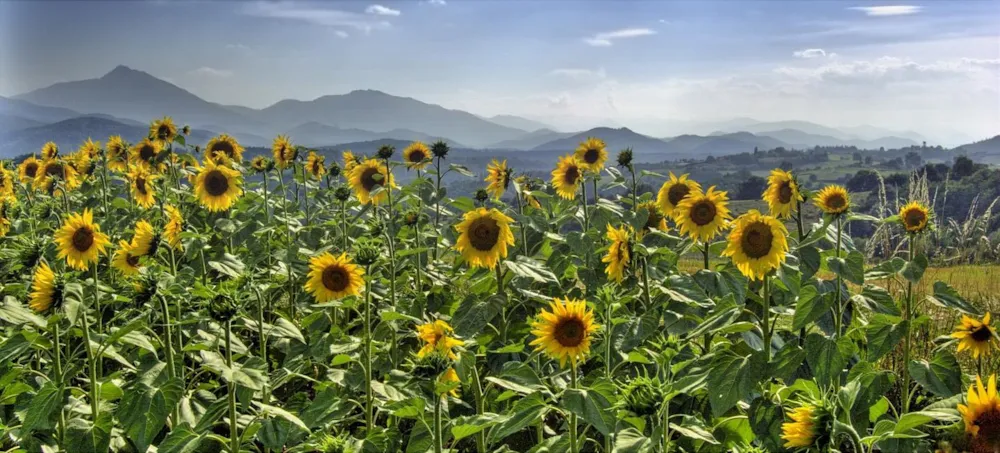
[532,127,671,156]
[0,116,217,158]
[283,121,463,148]
[489,129,575,150]
[487,115,553,133]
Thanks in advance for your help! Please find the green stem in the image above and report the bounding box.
[662,394,671,453]
[470,361,487,453]
[641,257,652,309]
[254,287,269,405]
[433,393,443,453]
[629,165,638,209]
[81,265,100,421]
[433,157,442,261]
[225,319,239,453]
[415,169,424,290]
[833,215,844,338]
[580,181,590,232]
[53,321,66,445]
[364,265,374,431]
[592,176,599,206]
[902,235,914,413]
[158,295,177,423]
[703,241,710,270]
[495,262,505,297]
[514,190,528,257]
[762,276,771,359]
[569,361,580,453]
[341,200,348,251]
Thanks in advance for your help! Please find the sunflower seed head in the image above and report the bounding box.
[334,186,351,202]
[354,239,381,266]
[617,148,633,167]
[376,145,395,160]
[327,161,342,178]
[431,141,450,158]
[208,293,239,322]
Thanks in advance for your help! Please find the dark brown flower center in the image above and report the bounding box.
[210,140,235,158]
[643,206,663,230]
[126,253,140,267]
[974,408,1000,444]
[360,167,383,191]
[690,200,718,226]
[45,162,64,178]
[554,317,586,347]
[667,184,690,206]
[583,148,600,164]
[25,162,38,178]
[72,227,95,252]
[971,325,993,342]
[140,144,156,161]
[321,265,349,292]
[408,150,426,163]
[204,170,229,196]
[156,125,172,140]
[741,221,774,259]
[468,217,500,251]
[778,182,793,204]
[564,165,580,185]
[904,209,926,229]
[826,194,846,210]
[136,177,147,195]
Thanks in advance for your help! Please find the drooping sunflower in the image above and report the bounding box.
[306,151,327,179]
[958,374,1000,446]
[35,158,80,194]
[574,137,607,173]
[111,240,144,277]
[952,313,995,359]
[813,185,850,216]
[128,167,158,208]
[130,138,164,173]
[205,134,245,163]
[41,142,59,159]
[722,209,789,281]
[899,201,932,234]
[342,150,359,174]
[130,220,159,257]
[149,116,178,143]
[438,368,460,397]
[106,135,129,173]
[657,172,702,221]
[416,320,464,360]
[304,252,365,302]
[781,405,818,448]
[675,186,732,243]
[164,205,184,250]
[193,158,242,212]
[637,200,667,232]
[403,141,431,170]
[454,207,516,269]
[250,156,269,173]
[18,156,40,185]
[529,297,599,368]
[348,158,395,205]
[484,159,511,200]
[602,224,632,283]
[272,135,296,169]
[53,208,110,271]
[551,154,583,200]
[763,169,803,219]
[29,262,58,313]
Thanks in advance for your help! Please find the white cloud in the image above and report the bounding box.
[848,5,923,16]
[793,48,827,59]
[774,56,999,85]
[225,43,250,51]
[365,4,400,16]
[243,1,392,33]
[549,68,607,80]
[188,67,233,78]
[425,0,446,5]
[583,28,656,47]
[335,30,349,38]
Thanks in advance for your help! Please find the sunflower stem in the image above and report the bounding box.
[629,164,638,209]
[158,294,178,425]
[52,320,66,445]
[580,181,590,233]
[363,264,375,432]
[902,234,915,413]
[569,361,579,453]
[414,169,424,291]
[341,200,348,251]
[514,188,528,257]
[225,319,239,453]
[433,393,444,453]
[795,200,807,347]
[641,256,653,310]
[702,241,710,270]
[433,156,443,261]
[495,262,505,297]
[592,176,599,206]
[833,215,844,339]
[470,359,487,453]
[762,275,771,360]
[253,285,269,405]
[82,264,101,421]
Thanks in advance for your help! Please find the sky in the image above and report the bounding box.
[1,0,998,142]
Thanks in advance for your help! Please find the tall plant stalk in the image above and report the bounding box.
[363,264,375,431]
[225,319,239,453]
[902,234,915,413]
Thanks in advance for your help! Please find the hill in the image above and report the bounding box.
[532,127,670,156]
[0,96,81,123]
[753,129,918,150]
[487,115,553,132]
[489,129,575,150]
[664,132,788,157]
[0,116,217,158]
[283,121,463,148]
[953,136,1000,164]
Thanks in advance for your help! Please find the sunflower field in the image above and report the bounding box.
[0,117,997,453]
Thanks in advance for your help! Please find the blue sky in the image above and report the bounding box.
[1,0,997,140]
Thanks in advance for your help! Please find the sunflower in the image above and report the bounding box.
[637,200,667,232]
[515,175,541,209]
[18,156,40,185]
[403,142,431,170]
[438,368,460,397]
[41,142,59,159]
[530,297,599,368]
[813,185,850,216]
[164,205,184,250]
[250,156,269,173]
[342,150,359,174]
[0,200,10,238]
[149,116,178,143]
[416,320,464,360]
[272,135,296,169]
[69,150,94,178]
[781,405,818,448]
[958,374,1000,445]
[130,220,159,257]
[106,135,129,173]
[304,252,365,302]
[722,209,789,281]
[111,240,144,276]
[130,138,164,173]
[763,169,803,219]
[128,167,158,209]
[205,134,245,163]
[0,162,13,197]
[900,201,932,234]
[454,207,516,269]
[602,224,632,283]
[193,158,242,212]
[484,159,511,200]
[306,151,327,179]
[53,209,110,271]
[675,186,732,243]
[29,262,58,312]
[35,158,80,194]
[952,313,995,359]
[551,154,583,200]
[574,137,607,173]
[348,158,395,205]
[657,172,702,221]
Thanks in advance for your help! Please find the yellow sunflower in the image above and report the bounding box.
[403,142,431,170]
[416,320,464,360]
[304,252,365,302]
[781,405,818,448]
[193,158,242,212]
[128,167,158,209]
[529,297,599,368]
[657,172,702,221]
[130,138,164,173]
[574,137,607,173]
[602,224,632,283]
[484,159,511,200]
[29,262,57,313]
[763,169,803,219]
[35,158,80,194]
[551,154,583,200]
[348,158,395,205]
[952,313,995,359]
[454,207,516,269]
[958,374,1000,444]
[0,200,10,238]
[53,208,110,271]
[149,116,178,143]
[900,201,931,234]
[106,135,129,173]
[813,185,850,216]
[205,134,245,163]
[272,135,296,169]
[164,205,184,250]
[675,186,732,243]
[111,240,143,277]
[637,200,668,233]
[69,150,94,178]
[18,156,40,185]
[342,150,359,174]
[130,220,158,257]
[438,368,460,397]
[515,175,541,209]
[41,142,59,159]
[250,156,269,173]
[306,151,327,179]
[0,162,14,197]
[722,209,789,281]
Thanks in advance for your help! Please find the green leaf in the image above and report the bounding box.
[708,351,766,417]
[156,426,207,453]
[451,294,505,338]
[448,163,474,177]
[864,257,906,280]
[208,253,245,278]
[491,393,546,442]
[926,281,981,315]
[900,255,928,283]
[908,350,963,397]
[614,428,654,453]
[116,361,184,452]
[505,257,558,283]
[255,401,309,432]
[770,344,807,382]
[865,315,908,361]
[451,413,502,441]
[827,251,864,285]
[21,382,63,433]
[563,388,613,435]
[0,297,46,328]
[893,410,960,435]
[792,285,831,330]
[612,308,660,353]
[670,415,719,444]
[805,333,854,386]
[852,285,900,316]
[65,412,112,453]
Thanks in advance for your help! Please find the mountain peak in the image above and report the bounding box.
[102,65,145,79]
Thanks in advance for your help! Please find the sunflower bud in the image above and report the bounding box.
[334,186,351,202]
[327,162,342,178]
[411,354,453,380]
[208,293,239,322]
[194,145,202,154]
[369,220,385,237]
[617,148,633,167]
[314,433,353,453]
[133,270,159,307]
[18,237,45,269]
[620,375,667,417]
[376,145,395,160]
[403,209,423,227]
[182,125,191,136]
[474,189,489,204]
[354,239,381,266]
[431,141,450,159]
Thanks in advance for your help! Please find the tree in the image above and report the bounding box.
[904,151,922,168]
[735,176,767,200]
[953,155,976,179]
[847,169,880,192]
[853,152,863,162]
[864,156,874,166]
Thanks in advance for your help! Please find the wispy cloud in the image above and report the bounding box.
[793,48,827,59]
[848,5,923,16]
[242,1,392,33]
[188,67,233,78]
[365,4,401,16]
[335,31,349,38]
[424,0,446,5]
[549,68,607,80]
[583,28,656,47]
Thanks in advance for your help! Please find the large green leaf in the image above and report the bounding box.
[614,428,654,453]
[21,382,63,433]
[116,361,184,452]
[805,334,854,386]
[792,285,830,330]
[707,351,766,417]
[900,255,928,283]
[926,281,981,315]
[908,350,963,397]
[451,294,505,338]
[827,251,865,285]
[670,415,719,444]
[562,388,613,436]
[65,412,112,453]
[865,315,907,361]
[451,413,502,442]
[491,392,546,442]
[156,426,207,453]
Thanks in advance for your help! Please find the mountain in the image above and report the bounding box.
[664,132,788,156]
[0,96,81,123]
[283,121,463,148]
[487,115,552,133]
[0,116,216,158]
[0,114,44,134]
[839,125,926,144]
[751,129,917,150]
[532,127,671,156]
[257,90,525,148]
[489,129,575,150]
[953,136,1000,163]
